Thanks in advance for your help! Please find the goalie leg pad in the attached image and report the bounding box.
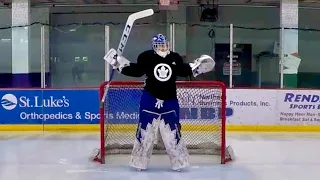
[159,109,190,171]
[130,108,160,170]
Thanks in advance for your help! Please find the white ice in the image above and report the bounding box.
[0,132,320,180]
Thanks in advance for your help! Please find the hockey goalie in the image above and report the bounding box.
[104,34,217,171]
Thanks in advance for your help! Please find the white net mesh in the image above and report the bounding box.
[98,81,227,163]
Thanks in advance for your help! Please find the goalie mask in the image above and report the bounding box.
[152,34,170,58]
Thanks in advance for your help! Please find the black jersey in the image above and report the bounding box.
[121,50,193,100]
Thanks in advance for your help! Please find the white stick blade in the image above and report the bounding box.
[129,9,154,21]
[117,9,154,55]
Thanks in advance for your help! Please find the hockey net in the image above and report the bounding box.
[94,81,232,164]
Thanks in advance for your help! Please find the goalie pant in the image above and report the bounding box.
[130,90,190,171]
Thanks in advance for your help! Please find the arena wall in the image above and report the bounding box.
[0,88,319,132]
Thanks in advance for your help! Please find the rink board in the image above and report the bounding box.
[1,88,320,132]
[1,124,320,132]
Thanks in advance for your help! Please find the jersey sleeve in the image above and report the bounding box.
[175,53,193,77]
[120,53,146,77]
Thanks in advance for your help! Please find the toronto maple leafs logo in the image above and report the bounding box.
[154,63,172,82]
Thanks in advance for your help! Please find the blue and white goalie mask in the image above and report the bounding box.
[152,34,170,58]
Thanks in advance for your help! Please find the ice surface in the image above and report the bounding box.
[0,132,320,180]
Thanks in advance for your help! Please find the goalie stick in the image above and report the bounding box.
[100,8,154,107]
[92,9,154,163]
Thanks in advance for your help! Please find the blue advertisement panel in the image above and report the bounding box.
[0,89,99,124]
[0,89,233,124]
[106,89,141,124]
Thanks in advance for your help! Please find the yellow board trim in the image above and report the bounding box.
[1,124,320,132]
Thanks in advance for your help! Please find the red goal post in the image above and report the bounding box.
[95,81,232,165]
